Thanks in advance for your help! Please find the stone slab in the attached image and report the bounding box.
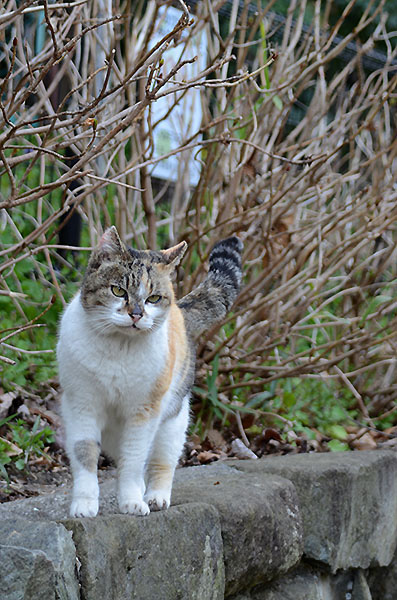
[230,566,372,600]
[368,544,397,600]
[235,567,332,600]
[172,463,303,596]
[0,517,79,600]
[227,450,397,572]
[63,503,224,600]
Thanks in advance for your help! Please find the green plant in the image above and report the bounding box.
[193,355,228,436]
[0,415,55,482]
[0,218,82,391]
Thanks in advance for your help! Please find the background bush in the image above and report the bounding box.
[1,0,396,449]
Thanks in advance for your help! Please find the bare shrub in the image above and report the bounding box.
[1,0,396,432]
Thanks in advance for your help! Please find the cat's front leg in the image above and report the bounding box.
[117,416,158,516]
[63,402,101,517]
[144,397,189,511]
[70,460,100,518]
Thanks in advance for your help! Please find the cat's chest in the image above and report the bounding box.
[94,338,165,399]
[60,299,168,402]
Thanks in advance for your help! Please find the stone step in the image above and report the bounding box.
[0,450,396,599]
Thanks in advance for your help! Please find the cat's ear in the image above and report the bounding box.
[98,226,126,255]
[160,241,187,268]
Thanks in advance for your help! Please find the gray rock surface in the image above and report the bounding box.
[0,517,79,600]
[172,463,303,596]
[0,463,303,599]
[230,566,372,600]
[228,450,397,572]
[0,471,116,522]
[64,503,224,600]
[352,570,372,600]
[237,567,334,600]
[368,546,397,600]
[1,452,396,599]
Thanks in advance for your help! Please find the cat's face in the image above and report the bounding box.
[80,227,186,336]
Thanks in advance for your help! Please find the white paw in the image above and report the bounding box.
[144,489,171,512]
[118,497,150,516]
[70,497,99,518]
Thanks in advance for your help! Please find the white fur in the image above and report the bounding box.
[57,292,189,517]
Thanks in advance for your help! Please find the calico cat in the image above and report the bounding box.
[57,226,242,517]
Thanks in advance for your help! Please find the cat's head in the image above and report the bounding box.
[80,227,187,335]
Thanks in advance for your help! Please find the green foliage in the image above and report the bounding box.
[193,355,227,436]
[327,439,350,452]
[0,415,55,482]
[1,207,82,391]
[1,271,78,390]
[193,351,359,452]
[258,377,358,451]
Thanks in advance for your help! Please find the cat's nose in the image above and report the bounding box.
[128,303,143,323]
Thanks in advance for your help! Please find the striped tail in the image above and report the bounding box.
[178,237,243,338]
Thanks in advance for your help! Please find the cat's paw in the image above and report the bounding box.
[144,489,171,512]
[118,497,150,516]
[70,497,99,518]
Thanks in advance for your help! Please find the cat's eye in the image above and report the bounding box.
[111,285,126,298]
[146,294,162,304]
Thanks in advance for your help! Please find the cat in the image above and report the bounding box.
[57,226,243,517]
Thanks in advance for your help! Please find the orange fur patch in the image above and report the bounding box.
[135,303,187,422]
[146,462,173,490]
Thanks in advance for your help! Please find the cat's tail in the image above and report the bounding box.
[177,236,243,338]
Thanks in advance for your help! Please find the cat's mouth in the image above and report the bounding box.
[111,321,142,333]
[129,321,146,332]
[111,318,150,333]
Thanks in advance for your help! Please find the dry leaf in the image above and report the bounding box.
[205,429,227,451]
[0,436,22,457]
[231,438,258,459]
[351,432,377,451]
[17,403,30,417]
[197,451,219,464]
[263,428,283,443]
[378,438,397,449]
[0,391,16,420]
